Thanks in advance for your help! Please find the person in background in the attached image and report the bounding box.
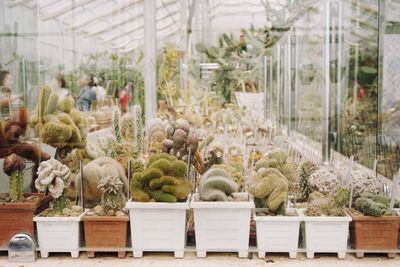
[118,81,129,114]
[92,77,106,100]
[0,70,22,106]
[55,73,70,100]
[76,74,96,112]
[0,70,13,89]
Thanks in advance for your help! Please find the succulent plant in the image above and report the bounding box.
[130,153,192,202]
[35,158,72,212]
[248,167,288,214]
[254,150,296,185]
[211,163,244,191]
[203,143,224,171]
[298,161,318,199]
[354,193,396,216]
[31,86,87,150]
[199,168,239,201]
[349,170,382,198]
[98,175,126,214]
[113,109,122,143]
[308,167,339,195]
[3,154,26,202]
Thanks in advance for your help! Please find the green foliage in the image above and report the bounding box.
[299,161,318,199]
[53,196,67,213]
[333,187,350,207]
[9,170,24,202]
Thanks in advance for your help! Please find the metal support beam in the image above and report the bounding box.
[41,0,97,20]
[144,0,157,129]
[322,0,331,163]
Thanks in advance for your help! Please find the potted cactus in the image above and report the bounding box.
[0,154,51,248]
[249,153,301,259]
[298,187,352,259]
[190,167,254,258]
[82,175,129,258]
[348,193,400,258]
[125,153,192,258]
[33,158,84,258]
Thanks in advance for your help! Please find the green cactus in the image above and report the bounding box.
[333,187,350,207]
[69,108,83,124]
[148,190,177,202]
[249,168,289,212]
[42,122,72,144]
[132,105,143,152]
[45,92,59,115]
[113,109,122,143]
[299,161,318,199]
[355,197,386,216]
[9,170,24,202]
[53,196,67,213]
[169,160,188,177]
[98,175,127,213]
[372,194,390,206]
[148,159,171,175]
[57,96,75,113]
[130,153,191,202]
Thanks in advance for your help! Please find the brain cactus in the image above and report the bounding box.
[98,175,126,213]
[248,168,288,214]
[349,170,382,198]
[199,168,239,201]
[35,158,71,212]
[130,153,192,202]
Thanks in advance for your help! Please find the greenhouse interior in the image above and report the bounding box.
[1,0,400,266]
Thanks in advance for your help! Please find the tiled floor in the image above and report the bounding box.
[0,251,399,267]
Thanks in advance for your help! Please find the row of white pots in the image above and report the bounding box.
[33,194,351,259]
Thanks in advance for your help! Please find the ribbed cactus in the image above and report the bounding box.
[299,161,318,199]
[354,193,393,216]
[129,153,191,202]
[3,154,26,202]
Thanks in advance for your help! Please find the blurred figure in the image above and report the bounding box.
[0,70,13,89]
[55,73,70,100]
[119,82,129,114]
[92,77,106,100]
[76,74,96,112]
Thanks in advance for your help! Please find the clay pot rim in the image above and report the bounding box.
[0,193,52,210]
[346,208,400,221]
[82,215,129,221]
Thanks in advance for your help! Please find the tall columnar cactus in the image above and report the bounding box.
[298,161,318,199]
[199,168,239,201]
[113,109,122,143]
[35,158,71,213]
[132,105,143,153]
[98,175,126,213]
[130,153,192,203]
[3,154,26,202]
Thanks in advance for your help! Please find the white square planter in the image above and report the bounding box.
[254,208,301,259]
[125,196,190,258]
[34,211,85,258]
[298,209,351,259]
[190,193,254,258]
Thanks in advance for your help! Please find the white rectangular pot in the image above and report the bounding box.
[34,211,85,258]
[298,209,351,259]
[254,208,301,259]
[190,193,254,258]
[125,196,190,258]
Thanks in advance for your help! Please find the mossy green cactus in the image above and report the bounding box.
[355,197,386,216]
[199,168,239,201]
[129,153,191,202]
[42,122,73,144]
[248,168,288,213]
[333,187,350,207]
[57,96,75,113]
[45,92,59,115]
[255,151,296,185]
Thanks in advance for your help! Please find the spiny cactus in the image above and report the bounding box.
[248,168,288,214]
[199,168,239,201]
[133,105,143,152]
[299,161,318,199]
[255,151,296,184]
[113,109,122,143]
[354,193,395,217]
[98,175,126,213]
[130,153,191,202]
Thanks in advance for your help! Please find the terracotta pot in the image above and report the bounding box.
[82,215,129,258]
[348,209,400,258]
[0,193,51,248]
